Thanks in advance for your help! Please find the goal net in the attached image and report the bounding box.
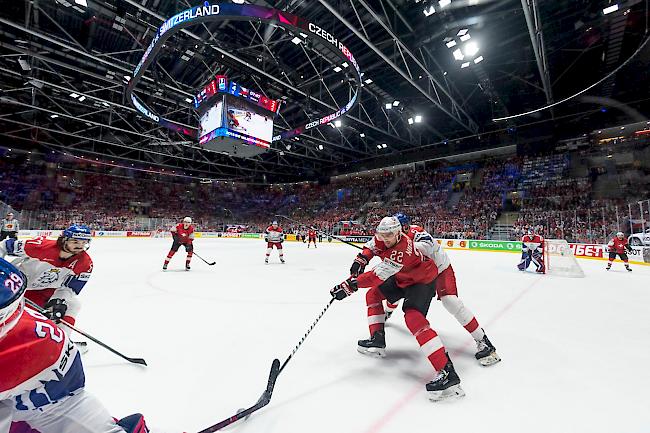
[544,239,585,278]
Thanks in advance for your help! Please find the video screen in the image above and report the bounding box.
[225,95,273,146]
[199,100,223,140]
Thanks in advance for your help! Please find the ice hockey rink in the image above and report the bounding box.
[72,238,650,433]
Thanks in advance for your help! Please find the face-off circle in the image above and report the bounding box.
[126,3,362,144]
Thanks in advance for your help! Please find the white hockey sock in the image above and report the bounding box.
[441,296,484,340]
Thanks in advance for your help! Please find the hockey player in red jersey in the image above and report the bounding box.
[264,221,285,264]
[606,231,633,272]
[350,213,499,367]
[333,216,464,401]
[0,225,93,326]
[163,216,194,271]
[0,258,150,433]
[518,227,545,273]
[307,227,317,249]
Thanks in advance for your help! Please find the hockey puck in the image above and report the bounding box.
[236,408,250,421]
[221,409,250,430]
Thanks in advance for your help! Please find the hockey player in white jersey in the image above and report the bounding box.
[264,221,285,264]
[0,225,94,327]
[0,258,150,433]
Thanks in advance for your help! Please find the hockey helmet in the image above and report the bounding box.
[616,231,624,238]
[63,224,92,242]
[377,216,402,234]
[0,258,27,339]
[272,220,278,226]
[183,216,192,224]
[393,212,410,227]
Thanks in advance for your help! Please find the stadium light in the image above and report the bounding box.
[50,114,59,119]
[415,115,422,123]
[360,133,365,137]
[408,118,414,124]
[286,144,291,150]
[18,58,30,71]
[460,33,471,42]
[382,143,388,148]
[75,0,87,6]
[423,5,436,16]
[184,97,193,103]
[439,0,451,8]
[291,36,302,44]
[446,40,457,48]
[457,28,469,36]
[342,62,349,68]
[464,41,479,57]
[334,120,342,127]
[453,49,464,60]
[69,92,79,98]
[364,78,373,84]
[385,103,393,110]
[474,56,484,64]
[393,101,400,106]
[461,62,470,68]
[603,4,619,14]
[333,66,342,72]
[377,144,382,149]
[78,95,86,102]
[318,144,324,150]
[233,0,245,3]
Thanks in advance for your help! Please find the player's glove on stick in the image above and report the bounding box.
[350,254,369,277]
[44,298,68,323]
[331,278,358,300]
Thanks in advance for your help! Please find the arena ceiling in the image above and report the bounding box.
[0,0,649,182]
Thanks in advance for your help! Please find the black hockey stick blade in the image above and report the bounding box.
[25,299,147,366]
[198,359,281,432]
[194,252,216,266]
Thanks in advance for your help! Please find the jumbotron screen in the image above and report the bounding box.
[198,94,274,157]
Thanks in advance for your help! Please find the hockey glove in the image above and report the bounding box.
[625,244,633,253]
[350,254,369,277]
[44,298,68,323]
[331,278,358,300]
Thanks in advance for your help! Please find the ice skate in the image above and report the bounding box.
[280,258,285,264]
[265,257,269,264]
[606,263,611,271]
[626,265,632,272]
[185,264,191,271]
[357,330,386,358]
[475,332,500,366]
[426,357,465,402]
[162,263,167,271]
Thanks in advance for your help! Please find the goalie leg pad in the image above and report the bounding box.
[517,251,531,271]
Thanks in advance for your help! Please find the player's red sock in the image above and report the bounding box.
[404,308,447,371]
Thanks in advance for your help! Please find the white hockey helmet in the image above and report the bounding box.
[616,231,624,238]
[376,216,402,235]
[183,217,192,224]
[272,220,278,226]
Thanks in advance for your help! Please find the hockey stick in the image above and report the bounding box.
[198,298,335,432]
[274,214,363,251]
[25,299,148,366]
[193,251,216,266]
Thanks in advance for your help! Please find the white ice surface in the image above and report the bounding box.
[75,238,650,433]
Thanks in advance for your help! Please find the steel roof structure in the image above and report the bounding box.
[1,0,648,182]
